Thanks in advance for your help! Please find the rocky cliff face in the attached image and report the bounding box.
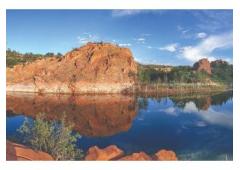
[7,43,138,94]
[193,58,212,75]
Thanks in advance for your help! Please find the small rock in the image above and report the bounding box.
[6,141,53,160]
[154,149,178,160]
[85,145,124,160]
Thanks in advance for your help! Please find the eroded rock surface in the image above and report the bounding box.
[6,141,53,160]
[7,43,137,94]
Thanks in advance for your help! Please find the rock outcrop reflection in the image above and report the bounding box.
[7,92,137,137]
[169,90,232,111]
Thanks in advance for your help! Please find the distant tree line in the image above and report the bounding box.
[211,61,233,84]
[138,62,232,85]
[6,49,63,68]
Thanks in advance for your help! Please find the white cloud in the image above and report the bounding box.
[119,43,131,47]
[112,10,143,17]
[112,10,166,17]
[77,33,99,44]
[176,25,194,39]
[137,38,145,41]
[193,10,232,32]
[134,37,146,44]
[177,25,183,31]
[182,29,190,34]
[134,33,151,44]
[180,32,232,62]
[183,101,232,128]
[159,43,179,52]
[196,32,207,39]
[162,107,178,116]
[141,33,151,37]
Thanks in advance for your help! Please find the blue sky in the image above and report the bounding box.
[7,10,233,65]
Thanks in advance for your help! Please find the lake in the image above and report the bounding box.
[6,91,233,160]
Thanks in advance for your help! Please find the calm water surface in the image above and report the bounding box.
[6,91,233,160]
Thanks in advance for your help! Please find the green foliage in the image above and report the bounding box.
[138,65,210,84]
[211,62,233,84]
[6,49,63,68]
[169,66,194,83]
[18,113,83,160]
[6,49,40,68]
[138,62,232,86]
[138,68,154,83]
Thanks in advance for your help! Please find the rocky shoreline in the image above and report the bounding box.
[7,141,177,161]
[6,82,135,94]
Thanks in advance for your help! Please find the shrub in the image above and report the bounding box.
[18,113,83,160]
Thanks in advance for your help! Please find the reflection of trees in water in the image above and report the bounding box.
[170,96,212,110]
[137,91,232,111]
[170,91,232,110]
[138,97,149,110]
[211,91,232,106]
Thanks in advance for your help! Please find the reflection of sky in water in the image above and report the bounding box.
[132,96,232,160]
[144,97,233,128]
[6,93,233,160]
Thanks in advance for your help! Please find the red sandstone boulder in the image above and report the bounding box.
[7,42,137,94]
[153,149,178,160]
[85,145,124,160]
[6,141,53,160]
[120,152,152,160]
[193,58,211,75]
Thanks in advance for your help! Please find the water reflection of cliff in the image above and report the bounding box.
[6,92,137,137]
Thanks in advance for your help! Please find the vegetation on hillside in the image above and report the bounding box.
[6,49,62,68]
[211,62,233,84]
[137,62,232,86]
[17,113,83,160]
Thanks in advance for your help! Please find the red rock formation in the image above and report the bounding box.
[7,141,178,161]
[7,42,137,94]
[193,58,211,75]
[153,149,178,160]
[6,141,53,160]
[84,145,178,161]
[85,145,124,160]
[7,92,137,137]
[120,152,152,160]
